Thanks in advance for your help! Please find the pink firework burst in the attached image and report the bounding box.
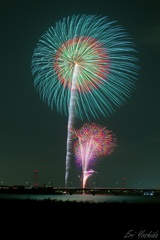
[71,122,117,188]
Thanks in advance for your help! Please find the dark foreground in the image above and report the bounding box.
[1,198,160,239]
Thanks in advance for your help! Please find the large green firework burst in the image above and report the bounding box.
[31,14,139,121]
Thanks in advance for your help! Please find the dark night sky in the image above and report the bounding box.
[0,0,160,188]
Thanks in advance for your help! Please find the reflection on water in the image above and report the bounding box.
[0,193,160,204]
[1,192,160,233]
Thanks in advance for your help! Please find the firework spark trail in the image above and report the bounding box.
[31,14,138,187]
[72,123,117,188]
[65,63,78,186]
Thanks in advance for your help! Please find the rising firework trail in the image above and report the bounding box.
[71,123,117,188]
[31,14,139,187]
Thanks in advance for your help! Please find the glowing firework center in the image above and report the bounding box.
[54,37,110,91]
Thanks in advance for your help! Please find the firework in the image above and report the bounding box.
[71,123,117,188]
[31,14,138,186]
[32,14,138,120]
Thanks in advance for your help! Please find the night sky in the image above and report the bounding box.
[0,0,160,188]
